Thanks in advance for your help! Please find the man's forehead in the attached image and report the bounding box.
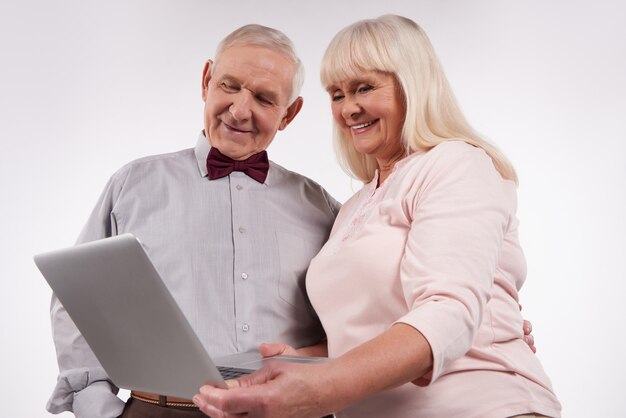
[212,45,294,104]
[215,45,292,78]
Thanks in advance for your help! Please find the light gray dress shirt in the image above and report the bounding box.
[47,133,340,417]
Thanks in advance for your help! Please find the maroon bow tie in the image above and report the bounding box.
[206,147,270,183]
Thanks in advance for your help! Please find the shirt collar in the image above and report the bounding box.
[194,131,211,177]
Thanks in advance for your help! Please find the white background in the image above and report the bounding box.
[1,1,624,417]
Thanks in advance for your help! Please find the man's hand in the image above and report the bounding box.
[519,304,536,353]
[523,319,536,353]
[259,342,299,358]
[259,341,329,358]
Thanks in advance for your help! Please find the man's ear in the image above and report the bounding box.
[201,60,214,101]
[278,96,304,131]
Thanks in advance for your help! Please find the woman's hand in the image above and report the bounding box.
[193,362,336,418]
[193,324,431,417]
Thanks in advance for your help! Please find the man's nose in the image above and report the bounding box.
[229,92,252,121]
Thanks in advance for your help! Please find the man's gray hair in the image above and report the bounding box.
[213,24,305,105]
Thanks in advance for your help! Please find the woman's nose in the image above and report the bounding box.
[341,96,362,120]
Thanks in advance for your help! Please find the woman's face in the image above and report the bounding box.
[328,70,405,163]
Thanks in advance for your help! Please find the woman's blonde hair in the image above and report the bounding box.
[320,15,517,183]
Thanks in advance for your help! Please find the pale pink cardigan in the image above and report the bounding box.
[306,141,561,418]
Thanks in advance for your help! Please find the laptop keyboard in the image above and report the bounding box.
[217,366,252,380]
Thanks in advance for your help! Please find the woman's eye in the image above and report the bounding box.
[357,85,373,94]
[332,94,344,102]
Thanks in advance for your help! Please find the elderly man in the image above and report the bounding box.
[47,24,340,418]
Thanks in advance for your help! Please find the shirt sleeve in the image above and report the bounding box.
[394,144,510,384]
[324,189,342,217]
[46,370,125,417]
[47,169,129,417]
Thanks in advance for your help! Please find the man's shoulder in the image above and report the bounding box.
[124,147,194,169]
[110,147,195,178]
[268,160,322,188]
[268,161,341,215]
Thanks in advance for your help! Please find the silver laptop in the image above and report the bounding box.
[34,233,326,399]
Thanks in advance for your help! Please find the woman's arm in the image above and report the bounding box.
[193,323,431,418]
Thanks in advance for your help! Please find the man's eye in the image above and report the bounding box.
[256,96,273,106]
[221,82,238,92]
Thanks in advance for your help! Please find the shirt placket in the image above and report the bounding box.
[229,174,254,350]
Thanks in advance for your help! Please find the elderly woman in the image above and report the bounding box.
[194,15,561,418]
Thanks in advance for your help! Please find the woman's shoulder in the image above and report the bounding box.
[398,140,491,175]
[395,140,511,198]
[426,140,488,162]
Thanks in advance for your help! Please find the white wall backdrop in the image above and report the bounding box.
[1,0,624,417]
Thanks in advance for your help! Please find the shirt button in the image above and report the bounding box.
[241,272,248,280]
[236,185,243,191]
[238,226,246,234]
[242,323,250,332]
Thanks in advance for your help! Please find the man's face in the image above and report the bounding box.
[202,44,302,160]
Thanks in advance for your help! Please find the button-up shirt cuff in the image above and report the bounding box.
[47,368,125,418]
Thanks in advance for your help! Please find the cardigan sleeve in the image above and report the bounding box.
[394,143,511,384]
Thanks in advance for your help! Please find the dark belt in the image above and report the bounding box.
[130,390,198,408]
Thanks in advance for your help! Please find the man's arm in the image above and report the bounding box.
[47,174,127,417]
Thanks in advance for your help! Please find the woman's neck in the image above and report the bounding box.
[376,151,406,187]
